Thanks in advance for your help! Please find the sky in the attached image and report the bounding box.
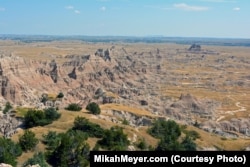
[0,0,249,38]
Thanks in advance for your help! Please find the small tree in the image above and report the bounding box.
[73,116,104,138]
[86,102,101,115]
[3,102,12,114]
[65,103,82,111]
[57,92,64,98]
[19,130,38,152]
[148,119,181,140]
[22,152,48,167]
[44,107,61,121]
[24,109,47,128]
[98,126,130,151]
[181,136,197,151]
[0,137,22,166]
[137,138,147,150]
[42,131,61,151]
[47,130,89,167]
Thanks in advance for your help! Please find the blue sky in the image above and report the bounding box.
[0,0,249,38]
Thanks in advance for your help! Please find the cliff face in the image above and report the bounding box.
[0,48,133,107]
[0,56,57,106]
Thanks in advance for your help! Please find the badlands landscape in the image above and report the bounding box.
[0,36,250,164]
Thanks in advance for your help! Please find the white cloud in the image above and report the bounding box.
[233,7,240,11]
[65,5,74,10]
[74,10,81,14]
[0,7,5,11]
[100,6,106,11]
[65,5,80,14]
[174,3,209,11]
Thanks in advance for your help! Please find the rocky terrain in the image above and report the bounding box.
[0,40,249,140]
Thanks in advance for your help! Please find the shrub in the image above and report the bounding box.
[42,131,61,151]
[47,130,89,167]
[122,118,129,125]
[65,103,82,111]
[3,102,12,114]
[86,102,101,115]
[22,152,48,167]
[156,138,184,151]
[148,119,181,140]
[137,138,147,150]
[19,130,38,152]
[73,116,104,138]
[57,92,64,98]
[148,119,197,151]
[0,137,22,167]
[24,108,60,128]
[181,136,197,151]
[184,130,201,140]
[24,109,47,128]
[44,107,61,121]
[97,126,130,151]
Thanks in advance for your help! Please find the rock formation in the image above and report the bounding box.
[0,41,249,139]
[188,44,201,51]
[0,112,22,138]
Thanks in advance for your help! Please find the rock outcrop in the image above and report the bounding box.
[188,44,201,51]
[164,94,217,121]
[68,67,77,79]
[0,163,13,167]
[99,109,152,127]
[200,118,250,137]
[49,60,58,83]
[0,112,22,138]
[95,49,111,61]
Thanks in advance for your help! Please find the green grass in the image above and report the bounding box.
[15,107,33,117]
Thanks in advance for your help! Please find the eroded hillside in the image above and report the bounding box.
[0,39,250,141]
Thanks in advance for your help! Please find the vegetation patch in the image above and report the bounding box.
[47,130,89,167]
[65,103,82,111]
[73,116,104,138]
[19,130,38,152]
[0,137,22,167]
[148,119,197,151]
[86,102,101,115]
[97,126,130,151]
[24,107,61,128]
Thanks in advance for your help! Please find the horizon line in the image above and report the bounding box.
[0,34,250,40]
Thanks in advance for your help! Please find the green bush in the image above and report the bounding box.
[47,130,89,167]
[19,130,38,152]
[122,119,129,125]
[156,138,184,151]
[137,138,147,150]
[73,116,104,138]
[24,108,61,128]
[97,126,130,151]
[23,152,48,167]
[42,131,61,151]
[44,107,61,121]
[184,130,201,140]
[86,102,101,115]
[57,92,64,98]
[148,119,181,140]
[148,119,197,151]
[24,109,47,128]
[65,103,82,111]
[181,136,197,151]
[0,137,22,167]
[3,102,13,114]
